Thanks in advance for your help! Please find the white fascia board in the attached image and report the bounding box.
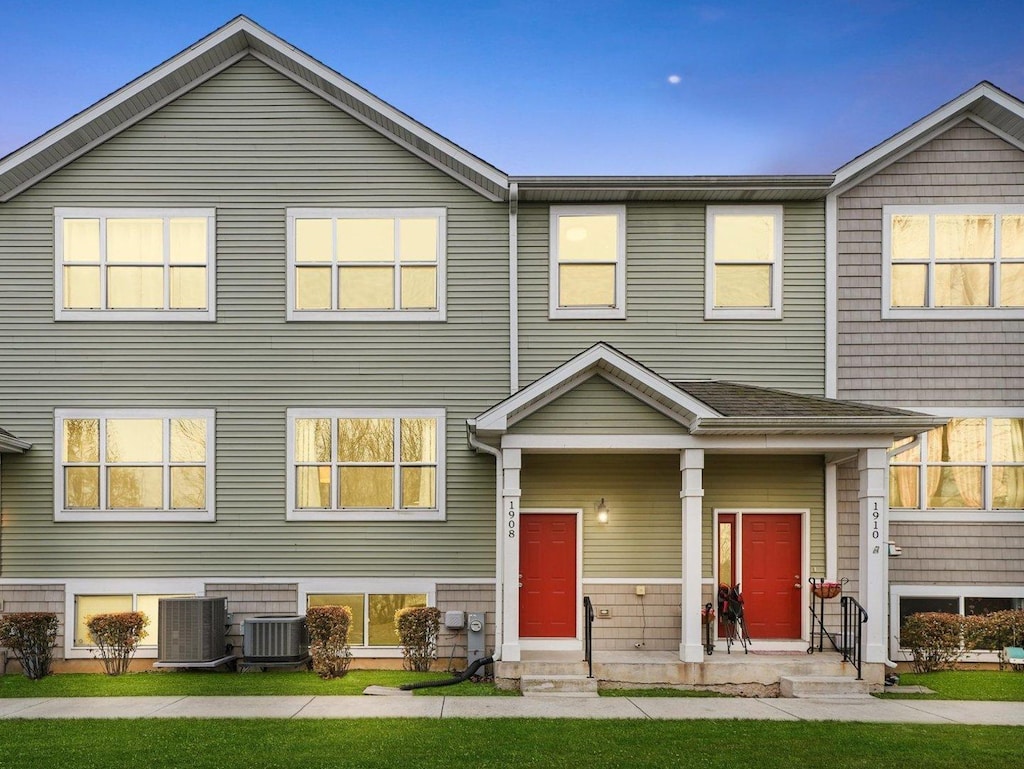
[832,84,1024,189]
[472,343,717,432]
[691,416,947,436]
[0,434,31,452]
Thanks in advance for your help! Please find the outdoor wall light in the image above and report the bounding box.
[596,498,610,524]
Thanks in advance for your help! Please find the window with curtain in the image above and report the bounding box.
[885,206,1024,315]
[287,409,444,520]
[890,417,1024,511]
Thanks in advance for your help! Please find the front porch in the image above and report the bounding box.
[496,648,876,696]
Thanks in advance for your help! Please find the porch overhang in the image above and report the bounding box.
[0,428,31,453]
[690,415,947,439]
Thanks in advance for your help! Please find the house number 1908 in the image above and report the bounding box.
[508,501,516,538]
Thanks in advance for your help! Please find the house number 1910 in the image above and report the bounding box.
[508,501,516,538]
[872,502,880,539]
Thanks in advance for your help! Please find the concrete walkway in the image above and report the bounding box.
[0,695,1022,724]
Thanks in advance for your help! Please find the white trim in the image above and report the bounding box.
[881,204,1024,318]
[286,407,446,522]
[54,208,216,322]
[501,433,896,452]
[285,208,447,322]
[705,205,784,320]
[54,408,215,523]
[825,462,838,580]
[582,577,683,585]
[891,510,1024,523]
[833,83,1024,187]
[0,576,495,587]
[712,508,811,642]
[889,584,1024,660]
[548,205,627,320]
[520,508,583,643]
[63,577,205,659]
[509,182,520,393]
[825,192,838,398]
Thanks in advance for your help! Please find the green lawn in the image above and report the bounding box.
[0,670,514,698]
[879,671,1024,701]
[0,719,1019,769]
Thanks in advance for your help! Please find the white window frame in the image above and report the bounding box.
[286,408,445,522]
[286,208,447,322]
[54,408,216,523]
[549,205,627,320]
[705,205,784,320]
[890,584,1024,662]
[54,207,216,321]
[882,204,1024,319]
[64,578,204,659]
[889,408,1024,522]
[299,579,436,658]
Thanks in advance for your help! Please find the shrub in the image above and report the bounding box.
[86,612,148,676]
[963,609,1024,670]
[306,605,352,679]
[899,612,966,673]
[395,606,441,672]
[0,612,59,680]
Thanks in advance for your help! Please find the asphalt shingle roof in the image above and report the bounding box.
[672,381,920,419]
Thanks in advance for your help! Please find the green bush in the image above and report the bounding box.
[0,612,59,680]
[306,605,352,679]
[86,612,148,676]
[900,612,966,673]
[964,609,1024,670]
[395,606,441,672]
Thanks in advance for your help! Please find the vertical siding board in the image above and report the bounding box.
[0,57,508,579]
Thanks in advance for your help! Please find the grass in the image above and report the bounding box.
[600,686,727,697]
[0,670,515,698]
[0,719,1020,769]
[879,670,1024,701]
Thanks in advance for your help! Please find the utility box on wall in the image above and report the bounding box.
[467,611,486,666]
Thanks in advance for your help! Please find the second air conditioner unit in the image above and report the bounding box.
[242,615,308,661]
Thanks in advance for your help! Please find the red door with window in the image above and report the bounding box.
[741,514,802,638]
[520,513,577,638]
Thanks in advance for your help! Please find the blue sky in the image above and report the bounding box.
[2,1,1024,175]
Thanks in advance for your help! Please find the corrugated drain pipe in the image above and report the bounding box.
[398,655,495,690]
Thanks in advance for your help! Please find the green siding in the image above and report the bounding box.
[511,375,686,434]
[517,202,826,394]
[702,455,826,579]
[520,454,682,578]
[0,57,508,579]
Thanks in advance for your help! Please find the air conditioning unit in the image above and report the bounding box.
[158,597,228,663]
[242,616,308,661]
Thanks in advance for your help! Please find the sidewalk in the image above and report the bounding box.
[1,695,1022,724]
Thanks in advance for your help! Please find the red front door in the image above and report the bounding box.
[520,513,577,638]
[740,514,802,639]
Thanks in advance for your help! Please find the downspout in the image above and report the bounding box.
[508,182,519,395]
[466,420,503,661]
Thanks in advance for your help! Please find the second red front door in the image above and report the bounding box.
[740,513,802,639]
[519,513,577,638]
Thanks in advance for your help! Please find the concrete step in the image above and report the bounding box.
[779,675,872,698]
[516,661,591,676]
[521,674,599,697]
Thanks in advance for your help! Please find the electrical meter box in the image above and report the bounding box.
[467,611,486,666]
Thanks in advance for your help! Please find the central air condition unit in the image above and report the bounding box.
[158,597,228,663]
[242,616,308,661]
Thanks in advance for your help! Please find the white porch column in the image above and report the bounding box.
[680,448,705,662]
[500,448,523,662]
[858,447,888,664]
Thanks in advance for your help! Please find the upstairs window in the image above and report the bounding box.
[55,209,215,321]
[549,205,626,319]
[705,205,783,319]
[287,209,446,321]
[55,409,215,522]
[287,408,444,521]
[884,205,1024,318]
[890,417,1024,512]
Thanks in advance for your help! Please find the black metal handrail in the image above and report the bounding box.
[840,595,868,680]
[583,595,595,679]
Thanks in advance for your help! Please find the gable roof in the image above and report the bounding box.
[832,81,1024,192]
[0,16,509,203]
[470,342,946,443]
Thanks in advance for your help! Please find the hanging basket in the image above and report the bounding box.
[812,581,842,599]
